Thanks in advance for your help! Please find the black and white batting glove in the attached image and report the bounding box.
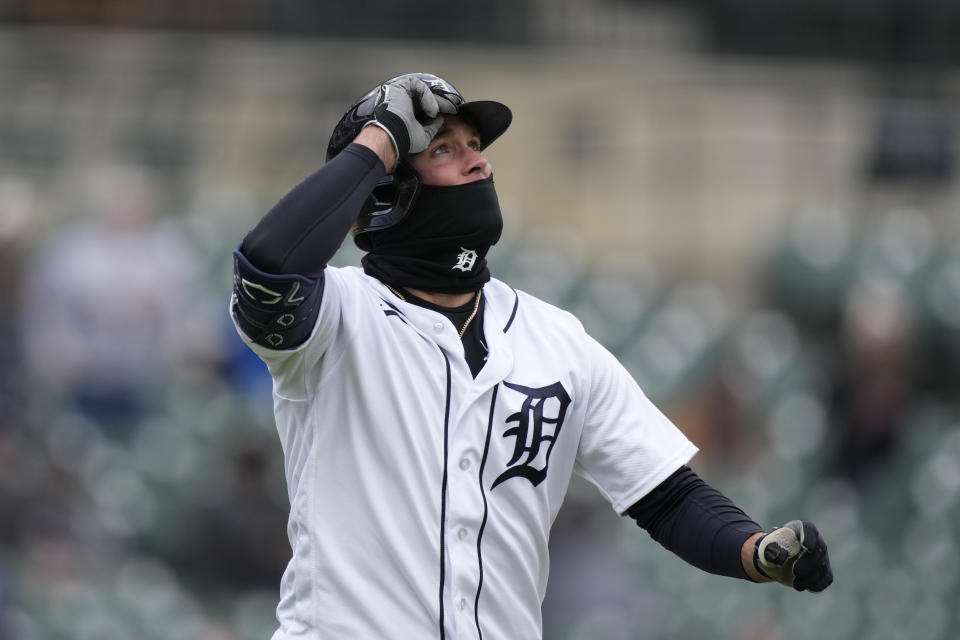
[754,520,833,592]
[363,75,458,158]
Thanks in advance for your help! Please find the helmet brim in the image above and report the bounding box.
[458,100,512,151]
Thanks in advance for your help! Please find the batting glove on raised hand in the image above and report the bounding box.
[364,75,459,159]
[754,520,833,592]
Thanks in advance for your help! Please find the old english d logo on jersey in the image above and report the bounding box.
[492,381,571,489]
[452,247,479,272]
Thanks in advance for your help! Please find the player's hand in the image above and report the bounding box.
[755,520,833,592]
[364,76,459,159]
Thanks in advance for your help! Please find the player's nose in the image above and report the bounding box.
[464,147,491,179]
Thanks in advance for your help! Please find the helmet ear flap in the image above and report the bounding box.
[353,161,423,250]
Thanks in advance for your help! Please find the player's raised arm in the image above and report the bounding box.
[240,74,455,277]
[232,75,456,349]
[231,143,385,349]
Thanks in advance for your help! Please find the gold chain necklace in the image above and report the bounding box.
[387,286,482,338]
[458,290,483,338]
[386,284,406,301]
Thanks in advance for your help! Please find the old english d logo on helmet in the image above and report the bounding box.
[326,73,512,245]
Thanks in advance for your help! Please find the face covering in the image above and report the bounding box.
[358,176,503,293]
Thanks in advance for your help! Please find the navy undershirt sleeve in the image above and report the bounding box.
[241,143,386,277]
[626,466,763,580]
[231,143,384,350]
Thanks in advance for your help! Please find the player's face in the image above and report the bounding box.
[408,115,492,186]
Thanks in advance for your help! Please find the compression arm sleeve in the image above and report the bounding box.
[240,143,386,277]
[626,466,763,580]
[232,144,385,350]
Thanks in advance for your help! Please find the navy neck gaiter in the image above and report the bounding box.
[359,176,503,294]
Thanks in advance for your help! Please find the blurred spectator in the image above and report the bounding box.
[542,486,660,640]
[176,430,289,589]
[0,178,32,584]
[0,567,18,640]
[0,176,33,424]
[828,279,916,483]
[21,163,217,437]
[868,101,956,184]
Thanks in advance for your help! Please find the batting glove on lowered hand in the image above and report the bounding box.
[364,75,459,159]
[754,520,833,592]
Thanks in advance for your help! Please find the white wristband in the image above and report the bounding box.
[361,120,399,161]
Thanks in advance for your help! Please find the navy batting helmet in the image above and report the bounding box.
[326,73,512,238]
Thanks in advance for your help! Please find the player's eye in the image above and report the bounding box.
[468,140,481,151]
[431,143,450,156]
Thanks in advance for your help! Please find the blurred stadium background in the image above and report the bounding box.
[1,1,960,639]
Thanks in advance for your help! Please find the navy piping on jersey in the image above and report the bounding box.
[379,296,402,314]
[438,353,452,639]
[474,383,500,639]
[502,288,519,333]
[379,297,412,325]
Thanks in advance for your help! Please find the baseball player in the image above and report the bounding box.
[231,73,833,639]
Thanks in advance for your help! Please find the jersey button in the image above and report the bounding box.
[457,528,468,540]
[459,458,470,471]
[458,598,467,611]
[433,321,444,332]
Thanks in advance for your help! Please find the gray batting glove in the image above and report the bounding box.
[364,76,458,158]
[755,520,833,592]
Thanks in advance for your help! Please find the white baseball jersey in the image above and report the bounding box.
[232,265,697,640]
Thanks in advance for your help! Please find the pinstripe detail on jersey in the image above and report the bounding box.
[474,383,500,639]
[438,353,452,639]
[502,288,519,333]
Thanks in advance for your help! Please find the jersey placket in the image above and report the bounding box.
[396,301,487,638]
[445,430,487,638]
[379,289,517,639]
[436,321,495,638]
[443,294,517,637]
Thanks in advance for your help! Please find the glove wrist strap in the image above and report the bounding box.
[752,536,772,580]
[370,107,410,158]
